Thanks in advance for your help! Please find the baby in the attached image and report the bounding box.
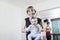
[25,17,42,40]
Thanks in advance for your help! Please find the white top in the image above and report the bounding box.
[25,24,42,34]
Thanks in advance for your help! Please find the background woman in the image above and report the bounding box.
[45,22,51,40]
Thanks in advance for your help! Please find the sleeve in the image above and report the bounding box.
[25,25,31,32]
[38,24,42,33]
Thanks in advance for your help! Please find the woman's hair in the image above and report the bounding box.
[47,22,50,24]
[31,17,37,21]
[26,6,36,13]
[27,6,33,9]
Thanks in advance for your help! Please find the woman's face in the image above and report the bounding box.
[27,8,36,17]
[47,24,49,26]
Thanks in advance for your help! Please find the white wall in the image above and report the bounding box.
[0,1,24,40]
[34,0,60,11]
[37,7,60,19]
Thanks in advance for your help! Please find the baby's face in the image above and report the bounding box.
[31,19,37,25]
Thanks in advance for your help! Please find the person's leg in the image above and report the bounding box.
[35,34,41,40]
[48,36,51,40]
[46,36,51,40]
[26,32,31,40]
[26,36,28,40]
[28,34,32,40]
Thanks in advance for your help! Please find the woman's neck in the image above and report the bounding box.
[28,17,32,23]
[29,17,32,20]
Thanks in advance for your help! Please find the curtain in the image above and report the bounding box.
[51,19,60,40]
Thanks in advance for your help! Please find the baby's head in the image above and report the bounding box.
[31,17,38,25]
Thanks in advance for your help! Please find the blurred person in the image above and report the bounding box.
[22,6,43,40]
[45,22,51,40]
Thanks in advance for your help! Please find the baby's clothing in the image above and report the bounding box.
[25,24,42,40]
[28,33,41,40]
[26,24,42,34]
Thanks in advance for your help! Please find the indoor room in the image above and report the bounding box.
[0,0,60,40]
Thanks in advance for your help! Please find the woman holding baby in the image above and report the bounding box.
[22,6,43,40]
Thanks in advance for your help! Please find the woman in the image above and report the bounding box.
[22,6,43,40]
[45,22,51,40]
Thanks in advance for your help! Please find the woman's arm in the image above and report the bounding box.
[21,20,31,33]
[21,20,26,33]
[25,25,31,32]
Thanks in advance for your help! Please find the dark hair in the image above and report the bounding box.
[27,6,33,9]
[26,6,36,13]
[44,19,48,22]
[47,22,50,24]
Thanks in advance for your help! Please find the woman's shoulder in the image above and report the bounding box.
[25,17,29,20]
[37,17,42,20]
[36,17,42,22]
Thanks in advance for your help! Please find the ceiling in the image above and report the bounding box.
[0,0,46,8]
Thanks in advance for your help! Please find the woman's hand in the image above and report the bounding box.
[21,28,26,33]
[22,30,26,33]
